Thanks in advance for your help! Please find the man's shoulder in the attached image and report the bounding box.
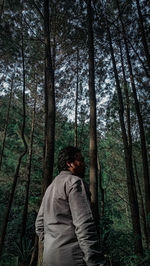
[56,171,82,186]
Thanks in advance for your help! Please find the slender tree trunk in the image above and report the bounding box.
[20,85,37,248]
[27,87,38,266]
[37,241,44,266]
[74,47,79,147]
[36,0,55,264]
[135,0,150,69]
[117,0,150,246]
[29,235,38,266]
[0,31,28,257]
[78,109,85,147]
[52,2,56,72]
[0,74,14,170]
[119,38,131,147]
[0,0,4,19]
[119,36,147,250]
[128,40,150,78]
[134,158,149,248]
[125,201,130,223]
[97,156,104,217]
[107,22,143,256]
[42,0,55,194]
[87,0,99,225]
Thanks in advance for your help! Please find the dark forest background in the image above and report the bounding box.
[0,0,150,265]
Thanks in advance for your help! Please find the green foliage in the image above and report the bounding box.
[0,237,33,266]
[13,237,33,264]
[0,90,148,265]
[0,255,19,266]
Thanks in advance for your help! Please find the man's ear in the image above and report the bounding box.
[67,162,73,169]
[67,162,71,168]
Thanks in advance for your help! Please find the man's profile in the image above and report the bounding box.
[35,146,105,266]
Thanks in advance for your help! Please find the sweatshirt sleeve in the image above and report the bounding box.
[35,199,44,243]
[68,178,105,266]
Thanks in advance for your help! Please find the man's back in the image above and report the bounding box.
[36,171,86,266]
[36,146,105,266]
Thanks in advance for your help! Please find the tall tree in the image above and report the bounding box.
[74,47,79,147]
[118,38,131,147]
[119,31,148,248]
[42,0,55,194]
[0,26,28,257]
[135,0,150,69]
[107,21,143,256]
[20,83,37,249]
[116,0,150,247]
[87,0,99,225]
[0,0,4,19]
[36,0,56,264]
[134,158,149,248]
[97,156,104,217]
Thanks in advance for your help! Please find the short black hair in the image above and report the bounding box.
[58,146,81,172]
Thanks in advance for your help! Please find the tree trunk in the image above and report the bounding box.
[37,241,44,266]
[29,235,38,266]
[74,47,79,147]
[78,106,85,148]
[117,0,150,247]
[135,0,150,69]
[34,0,56,264]
[42,0,55,194]
[52,2,56,72]
[107,21,143,256]
[120,35,147,250]
[97,156,104,217]
[20,84,37,248]
[0,30,28,257]
[134,158,149,248]
[0,74,14,171]
[119,38,131,147]
[0,0,4,19]
[87,0,99,225]
[128,40,150,78]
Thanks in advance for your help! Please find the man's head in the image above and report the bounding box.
[58,146,85,178]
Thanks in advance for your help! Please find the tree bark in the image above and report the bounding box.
[134,158,149,248]
[42,0,55,194]
[0,74,14,171]
[74,47,79,147]
[128,40,150,78]
[135,0,150,69]
[119,37,131,147]
[87,0,99,225]
[29,235,38,266]
[34,0,56,264]
[0,0,4,19]
[37,241,44,266]
[107,21,143,256]
[20,84,37,247]
[97,156,104,217]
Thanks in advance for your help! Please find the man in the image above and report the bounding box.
[35,146,105,266]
